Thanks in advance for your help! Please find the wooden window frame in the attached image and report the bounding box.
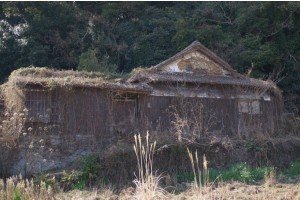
[25,89,60,123]
[238,99,261,115]
[110,91,140,118]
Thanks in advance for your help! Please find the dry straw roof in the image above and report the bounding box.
[128,70,279,90]
[128,41,281,95]
[7,40,282,97]
[8,66,281,96]
[8,67,152,93]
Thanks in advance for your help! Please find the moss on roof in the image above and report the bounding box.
[7,66,150,93]
[5,66,282,97]
[10,66,126,81]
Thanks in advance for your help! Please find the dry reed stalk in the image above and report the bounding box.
[203,154,209,187]
[133,132,166,200]
[0,176,55,200]
[187,148,210,189]
[264,170,277,187]
[187,148,199,188]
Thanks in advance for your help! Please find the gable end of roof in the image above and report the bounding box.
[152,41,242,78]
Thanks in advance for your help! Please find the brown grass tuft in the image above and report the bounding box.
[133,132,166,200]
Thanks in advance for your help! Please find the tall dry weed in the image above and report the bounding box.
[0,109,27,148]
[187,148,209,188]
[133,132,166,200]
[0,175,55,200]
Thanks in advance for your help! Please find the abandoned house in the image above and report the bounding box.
[0,41,283,175]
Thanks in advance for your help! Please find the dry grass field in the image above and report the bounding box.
[1,167,299,200]
[56,180,299,200]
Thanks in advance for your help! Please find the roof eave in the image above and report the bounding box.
[10,77,152,94]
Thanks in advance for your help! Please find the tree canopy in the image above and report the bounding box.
[0,2,299,112]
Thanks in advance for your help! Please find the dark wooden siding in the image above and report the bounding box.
[21,85,283,143]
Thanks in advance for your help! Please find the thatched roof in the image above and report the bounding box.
[5,41,282,97]
[127,41,282,96]
[8,67,152,93]
[129,71,275,87]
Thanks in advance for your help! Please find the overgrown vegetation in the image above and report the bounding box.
[78,49,118,74]
[177,163,275,184]
[37,155,105,191]
[0,176,54,200]
[282,160,300,178]
[0,135,299,200]
[132,133,166,200]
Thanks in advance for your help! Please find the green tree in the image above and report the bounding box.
[78,49,117,73]
[0,2,89,76]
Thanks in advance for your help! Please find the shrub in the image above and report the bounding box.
[78,49,117,73]
[177,163,274,184]
[59,155,104,190]
[283,160,300,177]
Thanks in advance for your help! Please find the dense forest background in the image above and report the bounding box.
[0,2,299,113]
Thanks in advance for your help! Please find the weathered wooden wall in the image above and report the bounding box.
[0,84,283,175]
